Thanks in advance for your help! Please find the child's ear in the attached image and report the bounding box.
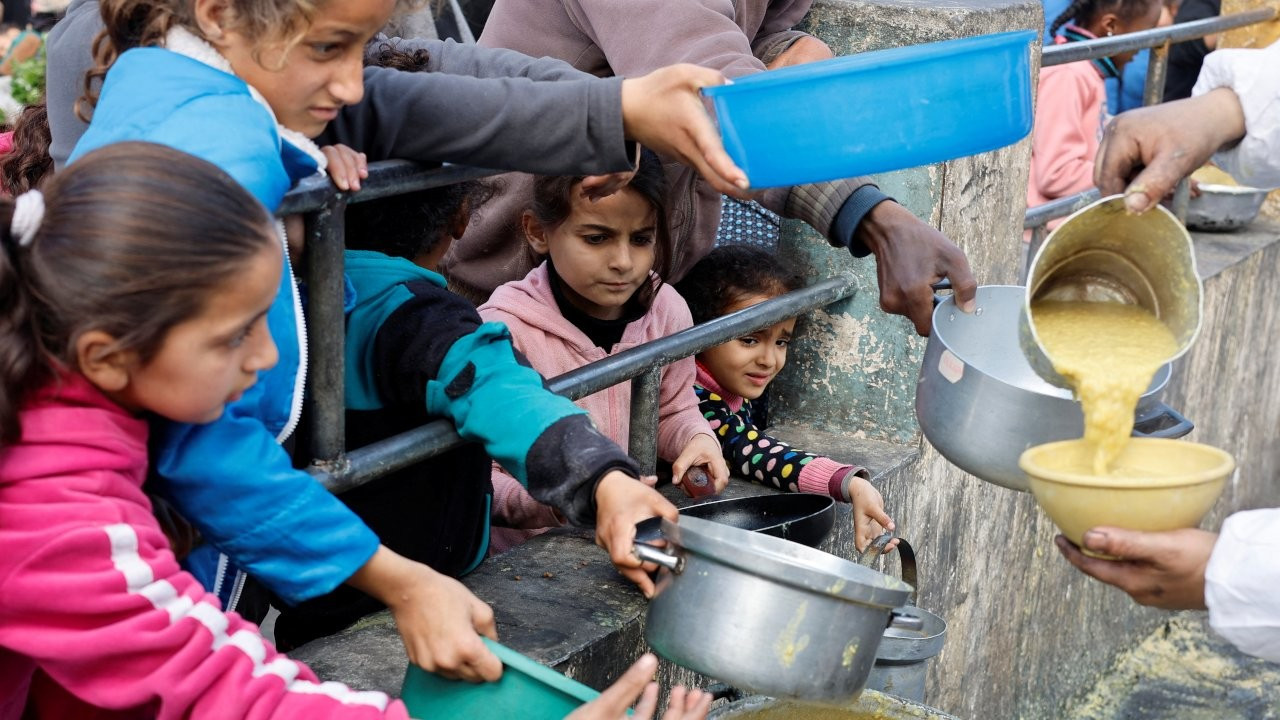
[449,200,471,240]
[75,330,135,394]
[1097,12,1120,36]
[193,0,233,43]
[521,211,550,255]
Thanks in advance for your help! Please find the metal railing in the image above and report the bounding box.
[279,163,857,492]
[1023,7,1276,272]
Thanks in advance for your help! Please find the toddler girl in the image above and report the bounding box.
[1027,0,1163,224]
[675,246,896,552]
[479,152,730,555]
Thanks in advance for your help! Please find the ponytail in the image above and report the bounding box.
[1,102,52,195]
[0,198,42,442]
[79,0,183,121]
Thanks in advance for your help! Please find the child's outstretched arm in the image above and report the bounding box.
[695,385,895,551]
[347,546,501,682]
[355,278,678,592]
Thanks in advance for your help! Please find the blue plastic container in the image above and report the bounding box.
[702,30,1037,188]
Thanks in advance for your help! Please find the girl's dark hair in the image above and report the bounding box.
[81,0,429,120]
[364,37,432,72]
[1,102,52,195]
[527,148,671,308]
[345,180,495,260]
[675,245,805,325]
[0,141,277,443]
[1049,0,1158,39]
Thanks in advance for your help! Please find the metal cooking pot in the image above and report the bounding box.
[865,540,945,704]
[634,516,918,703]
[1020,195,1202,390]
[707,689,959,719]
[635,494,836,548]
[1186,184,1269,231]
[916,285,1193,492]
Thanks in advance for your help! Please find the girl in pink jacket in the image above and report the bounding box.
[0,142,414,719]
[1027,0,1163,226]
[479,152,730,554]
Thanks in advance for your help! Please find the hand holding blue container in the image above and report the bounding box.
[701,31,1038,188]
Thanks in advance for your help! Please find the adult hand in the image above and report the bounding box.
[347,545,502,681]
[594,471,679,598]
[565,654,712,720]
[766,36,834,69]
[671,434,730,494]
[855,201,977,335]
[1054,527,1216,610]
[620,64,750,199]
[1094,88,1246,214]
[321,143,368,192]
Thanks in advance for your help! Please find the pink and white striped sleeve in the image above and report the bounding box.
[0,515,411,720]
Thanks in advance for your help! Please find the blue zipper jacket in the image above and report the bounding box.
[68,43,380,607]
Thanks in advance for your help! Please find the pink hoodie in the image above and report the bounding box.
[478,263,714,551]
[1027,33,1109,229]
[0,372,409,720]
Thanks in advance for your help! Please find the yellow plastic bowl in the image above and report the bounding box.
[1019,438,1234,549]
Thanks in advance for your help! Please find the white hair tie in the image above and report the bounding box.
[11,190,45,248]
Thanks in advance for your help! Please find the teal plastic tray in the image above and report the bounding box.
[702,30,1037,188]
[401,638,600,720]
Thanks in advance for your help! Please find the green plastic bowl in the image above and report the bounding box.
[401,638,600,720]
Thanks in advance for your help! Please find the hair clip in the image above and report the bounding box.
[11,190,44,248]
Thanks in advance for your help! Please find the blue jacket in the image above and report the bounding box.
[69,46,380,606]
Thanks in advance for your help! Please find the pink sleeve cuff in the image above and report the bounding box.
[797,456,856,499]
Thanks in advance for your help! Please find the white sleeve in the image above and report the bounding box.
[1204,507,1280,662]
[1192,40,1280,190]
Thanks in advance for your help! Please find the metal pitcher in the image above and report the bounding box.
[1019,195,1203,390]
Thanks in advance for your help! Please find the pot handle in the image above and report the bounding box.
[931,279,952,308]
[633,541,684,574]
[889,609,925,632]
[1131,402,1194,439]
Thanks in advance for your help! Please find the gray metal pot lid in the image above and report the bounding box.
[660,516,912,608]
[931,285,1168,399]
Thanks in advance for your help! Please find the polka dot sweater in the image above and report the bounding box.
[694,364,868,500]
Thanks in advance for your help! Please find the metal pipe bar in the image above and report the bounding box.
[1142,40,1170,107]
[1042,9,1275,66]
[1023,188,1101,228]
[305,198,350,467]
[278,161,502,216]
[628,368,663,475]
[310,275,857,491]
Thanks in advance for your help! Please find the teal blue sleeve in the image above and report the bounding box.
[424,322,586,485]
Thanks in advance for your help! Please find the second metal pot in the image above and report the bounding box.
[635,516,917,703]
[916,286,1192,492]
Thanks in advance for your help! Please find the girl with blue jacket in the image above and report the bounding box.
[69,0,744,681]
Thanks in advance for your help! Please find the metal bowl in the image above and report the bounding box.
[1186,184,1269,231]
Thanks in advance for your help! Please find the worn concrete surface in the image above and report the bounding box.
[1066,614,1280,720]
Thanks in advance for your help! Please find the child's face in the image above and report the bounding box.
[211,0,396,138]
[1100,2,1164,68]
[115,243,282,424]
[698,294,796,400]
[528,186,658,321]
